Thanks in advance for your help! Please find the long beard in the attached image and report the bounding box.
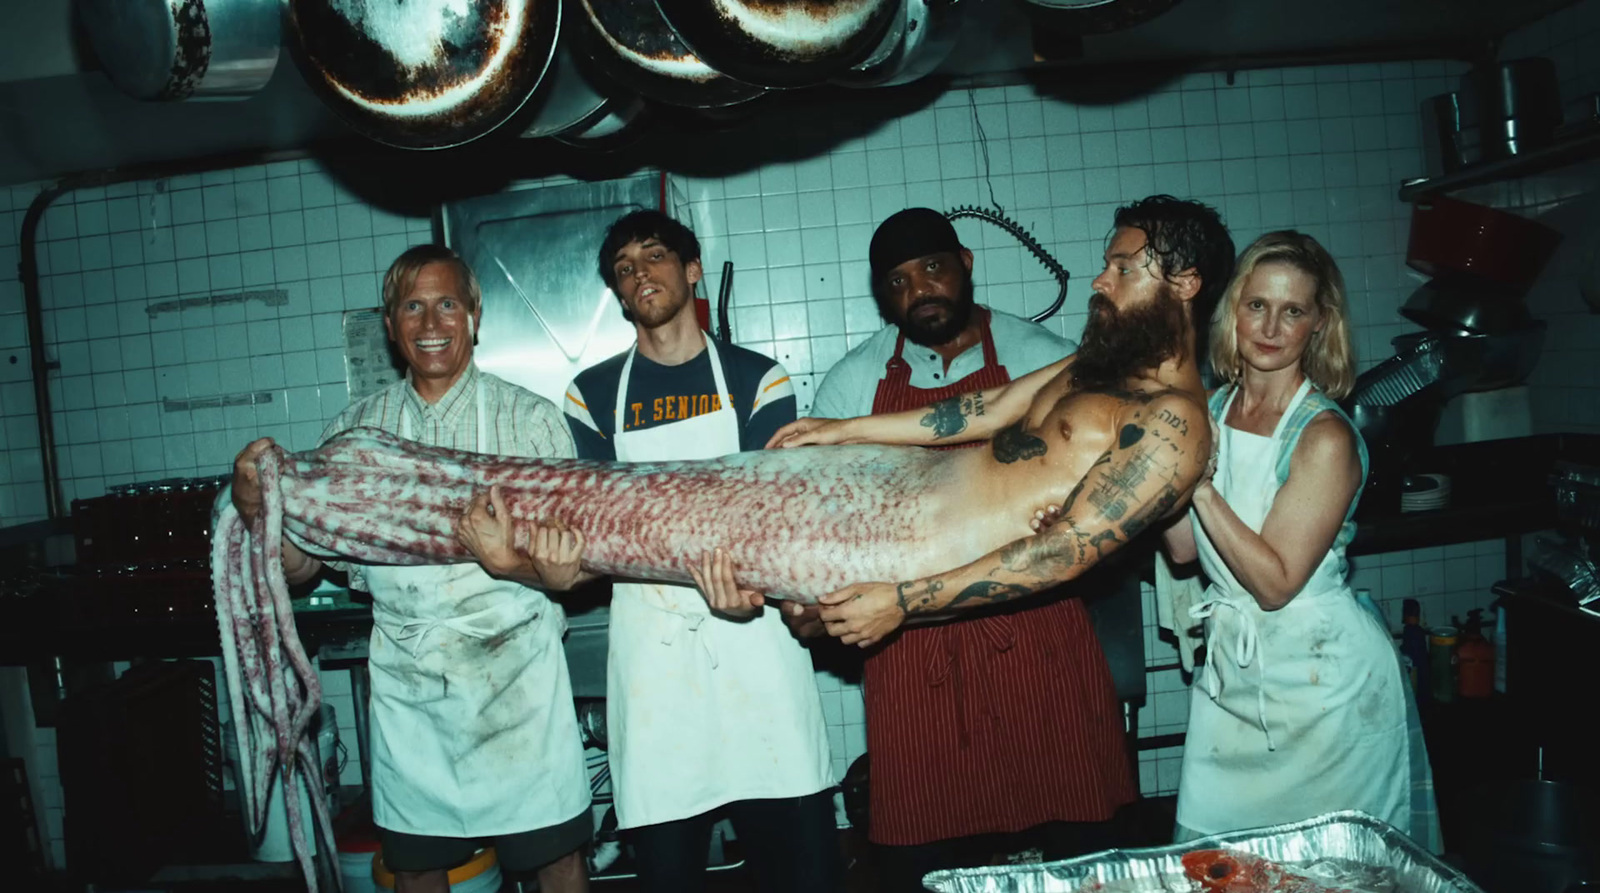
[1070,289,1189,391]
[898,276,975,348]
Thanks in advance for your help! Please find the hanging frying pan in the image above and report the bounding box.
[286,0,561,149]
[832,0,963,89]
[76,0,282,100]
[571,0,768,109]
[657,0,901,90]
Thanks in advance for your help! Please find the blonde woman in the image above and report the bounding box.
[1163,231,1431,844]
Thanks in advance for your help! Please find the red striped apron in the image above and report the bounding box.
[864,311,1136,846]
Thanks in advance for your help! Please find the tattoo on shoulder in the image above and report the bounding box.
[1155,408,1190,437]
[992,421,1048,464]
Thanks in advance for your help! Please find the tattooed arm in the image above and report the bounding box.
[765,356,1072,449]
[818,394,1209,646]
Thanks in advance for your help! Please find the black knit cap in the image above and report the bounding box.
[869,208,963,280]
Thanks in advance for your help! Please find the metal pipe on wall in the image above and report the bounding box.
[12,149,314,525]
[20,185,71,520]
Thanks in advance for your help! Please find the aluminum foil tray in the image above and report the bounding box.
[924,811,1485,893]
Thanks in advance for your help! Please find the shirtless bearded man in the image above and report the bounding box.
[771,195,1236,647]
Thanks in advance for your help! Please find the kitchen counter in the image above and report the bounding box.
[1350,432,1597,567]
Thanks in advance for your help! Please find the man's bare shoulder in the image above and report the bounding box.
[1095,386,1209,483]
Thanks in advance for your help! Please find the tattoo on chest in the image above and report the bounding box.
[919,393,984,440]
[992,421,1048,463]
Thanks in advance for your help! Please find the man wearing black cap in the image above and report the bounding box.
[778,197,1234,891]
[807,208,1106,889]
[809,208,1076,424]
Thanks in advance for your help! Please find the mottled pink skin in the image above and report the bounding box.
[213,425,1011,891]
[280,427,986,602]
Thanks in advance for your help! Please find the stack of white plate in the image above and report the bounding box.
[1401,473,1452,513]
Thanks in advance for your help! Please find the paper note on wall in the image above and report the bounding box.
[343,308,404,402]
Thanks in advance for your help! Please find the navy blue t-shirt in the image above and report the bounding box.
[562,343,797,460]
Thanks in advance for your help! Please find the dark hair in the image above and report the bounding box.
[1112,195,1235,328]
[597,209,701,293]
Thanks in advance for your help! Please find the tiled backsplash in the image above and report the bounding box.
[4,0,1600,868]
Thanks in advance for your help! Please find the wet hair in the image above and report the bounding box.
[1211,230,1357,399]
[597,209,702,294]
[1111,195,1236,332]
[382,244,481,317]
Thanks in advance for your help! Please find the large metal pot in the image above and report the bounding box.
[657,0,901,90]
[287,0,561,149]
[1458,57,1562,163]
[76,0,282,100]
[569,0,768,109]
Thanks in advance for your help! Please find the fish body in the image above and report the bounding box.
[1182,849,1356,893]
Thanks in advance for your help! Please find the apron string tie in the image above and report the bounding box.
[659,610,720,670]
[1190,596,1275,752]
[383,600,543,660]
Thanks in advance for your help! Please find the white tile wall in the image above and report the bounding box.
[5,4,1599,862]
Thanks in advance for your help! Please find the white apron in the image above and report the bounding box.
[606,337,833,830]
[364,384,590,837]
[1175,380,1409,836]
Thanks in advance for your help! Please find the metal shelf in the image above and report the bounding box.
[1396,130,1600,201]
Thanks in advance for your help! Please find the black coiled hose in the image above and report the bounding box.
[945,206,1071,324]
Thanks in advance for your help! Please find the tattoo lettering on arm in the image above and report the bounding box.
[919,393,985,439]
[992,421,1048,464]
[1156,408,1190,437]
